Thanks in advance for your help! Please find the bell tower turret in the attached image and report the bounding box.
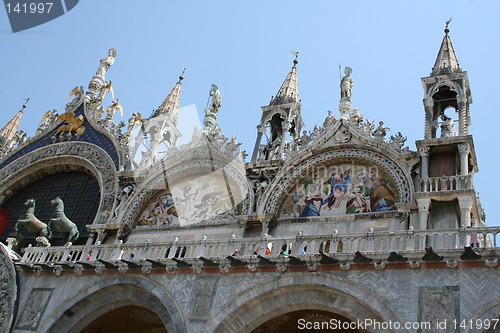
[251,54,304,162]
[422,21,472,140]
[415,22,483,232]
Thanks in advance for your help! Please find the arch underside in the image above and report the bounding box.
[42,277,185,333]
[205,273,407,333]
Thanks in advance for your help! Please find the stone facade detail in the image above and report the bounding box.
[15,288,54,331]
[0,244,18,333]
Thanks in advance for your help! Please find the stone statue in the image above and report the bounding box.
[50,197,79,246]
[114,185,134,218]
[323,110,336,129]
[349,108,363,126]
[440,114,456,138]
[225,136,241,156]
[298,130,311,149]
[204,84,222,129]
[372,121,390,140]
[340,67,354,101]
[15,199,52,245]
[95,48,116,78]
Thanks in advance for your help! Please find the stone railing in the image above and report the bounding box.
[19,227,500,265]
[419,175,472,193]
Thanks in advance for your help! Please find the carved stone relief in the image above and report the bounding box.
[0,244,17,333]
[418,286,460,333]
[15,288,54,331]
[189,275,219,321]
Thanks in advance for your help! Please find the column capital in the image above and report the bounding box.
[457,95,467,104]
[416,198,431,212]
[458,143,470,154]
[423,98,434,108]
[419,147,430,157]
[457,196,473,210]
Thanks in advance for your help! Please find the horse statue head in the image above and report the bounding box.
[24,198,36,208]
[50,197,63,206]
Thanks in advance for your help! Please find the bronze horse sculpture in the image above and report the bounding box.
[50,197,79,245]
[15,199,52,245]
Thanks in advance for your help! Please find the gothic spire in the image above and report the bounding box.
[270,53,299,105]
[431,20,461,76]
[0,99,28,145]
[151,69,185,125]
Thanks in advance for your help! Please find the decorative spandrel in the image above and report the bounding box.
[280,162,398,218]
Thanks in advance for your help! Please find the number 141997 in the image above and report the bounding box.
[5,2,53,14]
[453,318,499,330]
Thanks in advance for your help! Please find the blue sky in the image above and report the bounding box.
[1,1,499,227]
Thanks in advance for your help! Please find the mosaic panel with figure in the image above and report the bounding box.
[280,162,398,217]
[136,170,244,227]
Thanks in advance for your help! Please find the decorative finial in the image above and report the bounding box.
[179,67,186,82]
[445,17,452,34]
[290,50,299,66]
[21,97,30,110]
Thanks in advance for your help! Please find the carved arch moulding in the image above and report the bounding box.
[0,142,118,224]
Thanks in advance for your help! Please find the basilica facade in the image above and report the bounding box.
[0,27,498,333]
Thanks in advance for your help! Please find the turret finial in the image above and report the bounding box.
[291,50,299,66]
[179,67,186,82]
[445,17,452,34]
[21,97,30,110]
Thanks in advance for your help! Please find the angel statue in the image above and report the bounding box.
[100,99,123,129]
[36,109,58,134]
[124,112,142,138]
[65,86,85,112]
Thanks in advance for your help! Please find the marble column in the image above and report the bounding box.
[423,98,434,139]
[251,124,266,162]
[416,198,431,230]
[458,196,473,228]
[458,143,470,176]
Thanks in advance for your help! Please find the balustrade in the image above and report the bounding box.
[19,227,500,264]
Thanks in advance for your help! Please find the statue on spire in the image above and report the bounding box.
[340,67,354,102]
[338,67,354,119]
[204,84,222,130]
[95,48,116,79]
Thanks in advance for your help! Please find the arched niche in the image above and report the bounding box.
[260,148,412,216]
[123,156,250,229]
[0,143,119,247]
